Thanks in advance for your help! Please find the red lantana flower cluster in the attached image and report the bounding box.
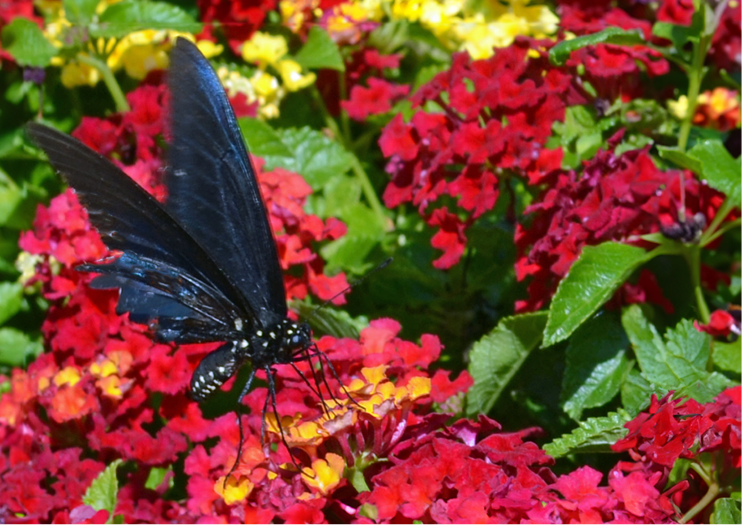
[514,137,728,312]
[380,38,584,268]
[612,387,741,521]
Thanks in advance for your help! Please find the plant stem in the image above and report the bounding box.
[77,53,130,113]
[310,85,389,229]
[680,483,719,523]
[682,244,711,324]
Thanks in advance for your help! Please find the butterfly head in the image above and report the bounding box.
[250,319,312,367]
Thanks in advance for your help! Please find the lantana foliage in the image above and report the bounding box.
[0,0,739,523]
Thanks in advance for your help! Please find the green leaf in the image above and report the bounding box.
[294,26,344,71]
[543,243,648,347]
[543,410,631,458]
[0,18,57,67]
[657,146,702,174]
[622,306,732,403]
[688,140,742,205]
[466,312,548,416]
[271,128,355,188]
[144,466,172,491]
[0,328,42,367]
[549,27,645,66]
[714,341,741,374]
[562,313,633,420]
[621,367,661,415]
[63,0,100,25]
[712,497,742,524]
[92,0,201,38]
[83,459,122,523]
[0,178,22,225]
[622,306,705,383]
[238,118,293,161]
[291,299,368,339]
[0,282,23,325]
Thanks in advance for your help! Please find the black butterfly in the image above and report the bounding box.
[27,38,332,470]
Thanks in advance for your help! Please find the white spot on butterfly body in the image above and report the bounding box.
[174,169,187,177]
[234,319,243,330]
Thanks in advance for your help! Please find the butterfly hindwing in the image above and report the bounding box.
[166,39,287,328]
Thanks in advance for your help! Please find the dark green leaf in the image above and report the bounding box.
[0,328,42,367]
[466,312,548,416]
[63,0,100,25]
[543,410,631,458]
[688,139,742,205]
[549,27,645,66]
[543,243,648,347]
[562,312,633,420]
[83,459,122,524]
[294,26,344,71]
[92,0,201,38]
[0,18,57,67]
[0,282,23,325]
[711,498,741,524]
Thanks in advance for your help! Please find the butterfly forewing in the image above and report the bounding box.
[25,123,245,344]
[166,39,287,329]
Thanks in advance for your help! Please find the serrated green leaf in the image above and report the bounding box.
[466,311,548,416]
[64,0,100,25]
[0,282,23,325]
[0,18,57,67]
[0,328,42,367]
[688,140,742,205]
[621,367,661,415]
[562,313,633,420]
[543,410,631,458]
[657,146,702,174]
[239,121,354,189]
[294,26,344,72]
[83,459,122,523]
[711,498,741,524]
[622,306,706,384]
[543,243,648,347]
[92,0,201,38]
[549,27,645,66]
[272,128,354,188]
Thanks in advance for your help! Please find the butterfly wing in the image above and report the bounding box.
[26,123,246,343]
[166,38,287,329]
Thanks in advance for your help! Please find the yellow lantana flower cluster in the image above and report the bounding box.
[228,31,316,119]
[318,0,558,60]
[40,0,222,88]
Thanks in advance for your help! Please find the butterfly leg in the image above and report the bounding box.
[309,344,363,411]
[223,368,258,488]
[265,366,309,476]
[289,361,332,415]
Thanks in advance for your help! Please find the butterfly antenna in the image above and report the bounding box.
[223,369,257,490]
[305,257,393,323]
